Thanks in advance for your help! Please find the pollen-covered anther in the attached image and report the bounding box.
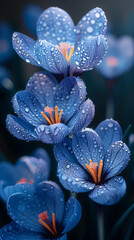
[57,42,74,62]
[38,211,58,236]
[85,159,103,184]
[41,106,63,125]
[16,178,34,184]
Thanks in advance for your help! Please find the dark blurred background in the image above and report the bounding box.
[0,0,134,239]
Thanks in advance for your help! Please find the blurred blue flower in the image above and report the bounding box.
[0,148,50,202]
[12,7,107,77]
[6,71,95,144]
[96,35,134,79]
[22,4,43,36]
[0,66,14,91]
[0,22,14,63]
[0,181,81,240]
[54,119,131,205]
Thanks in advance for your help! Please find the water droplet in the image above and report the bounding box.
[87,26,93,33]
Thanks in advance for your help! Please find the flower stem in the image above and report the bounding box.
[97,205,105,240]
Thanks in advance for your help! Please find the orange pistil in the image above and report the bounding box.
[38,211,58,237]
[57,42,74,62]
[41,106,63,125]
[16,178,34,184]
[85,159,103,184]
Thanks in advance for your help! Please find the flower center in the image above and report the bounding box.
[85,159,103,184]
[38,211,58,237]
[106,56,119,66]
[16,178,34,184]
[56,42,74,62]
[41,106,63,125]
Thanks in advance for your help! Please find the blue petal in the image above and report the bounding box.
[0,181,10,202]
[12,32,40,66]
[62,197,81,233]
[58,160,95,192]
[6,114,37,141]
[0,222,44,240]
[68,99,95,133]
[76,78,87,106]
[7,181,65,233]
[103,141,130,180]
[88,176,126,205]
[70,35,107,75]
[58,234,67,240]
[54,77,80,123]
[12,90,45,127]
[4,183,34,201]
[72,129,104,169]
[37,7,75,45]
[95,119,123,151]
[35,123,69,144]
[35,40,69,76]
[0,162,15,182]
[26,71,58,107]
[54,137,78,164]
[33,158,50,185]
[76,7,107,43]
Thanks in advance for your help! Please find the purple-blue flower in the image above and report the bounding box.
[0,148,50,202]
[0,181,81,240]
[96,35,134,79]
[12,7,107,77]
[6,71,95,144]
[54,119,131,205]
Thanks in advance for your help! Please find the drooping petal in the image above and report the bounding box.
[26,71,58,107]
[6,114,37,141]
[69,35,107,75]
[75,7,107,43]
[12,90,46,127]
[54,137,78,164]
[88,176,126,205]
[35,40,69,76]
[0,222,44,240]
[34,159,50,185]
[68,99,95,133]
[58,160,95,192]
[7,181,65,233]
[62,197,81,233]
[72,129,104,169]
[96,119,123,151]
[35,123,69,144]
[76,78,87,106]
[103,141,130,180]
[37,7,75,45]
[54,77,80,122]
[12,32,40,66]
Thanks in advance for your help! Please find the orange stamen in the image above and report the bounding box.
[57,42,74,63]
[41,111,52,125]
[39,219,55,236]
[44,107,55,124]
[41,106,63,125]
[55,106,59,123]
[98,160,103,183]
[58,109,63,123]
[39,211,58,237]
[52,213,57,235]
[16,178,34,184]
[85,163,98,183]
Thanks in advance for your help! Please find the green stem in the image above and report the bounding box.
[97,206,104,240]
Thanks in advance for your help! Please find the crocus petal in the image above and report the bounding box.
[68,99,95,133]
[7,181,65,233]
[72,129,104,169]
[12,90,45,127]
[62,197,81,233]
[88,176,126,205]
[12,32,40,66]
[0,222,44,240]
[35,123,69,144]
[75,7,107,43]
[58,160,95,192]
[103,141,130,180]
[34,159,50,185]
[0,162,15,182]
[26,71,58,107]
[54,77,80,123]
[6,114,37,141]
[96,119,123,151]
[35,40,69,76]
[58,235,67,240]
[37,7,75,45]
[70,35,107,75]
[76,78,87,105]
[54,137,78,164]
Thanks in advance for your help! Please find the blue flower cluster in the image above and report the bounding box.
[0,5,131,240]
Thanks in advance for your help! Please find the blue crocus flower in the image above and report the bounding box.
[12,7,107,77]
[0,181,81,240]
[54,119,131,205]
[6,71,95,144]
[0,147,50,202]
[96,35,134,79]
